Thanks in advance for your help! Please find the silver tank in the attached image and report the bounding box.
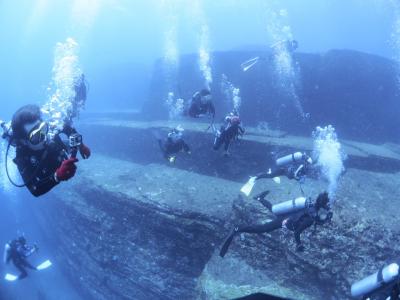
[351,263,400,298]
[276,152,304,167]
[272,197,309,216]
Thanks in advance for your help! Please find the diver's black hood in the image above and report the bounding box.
[11,104,42,140]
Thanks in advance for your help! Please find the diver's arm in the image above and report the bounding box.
[293,164,305,180]
[238,125,245,135]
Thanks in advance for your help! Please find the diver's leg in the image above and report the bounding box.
[22,259,37,270]
[220,227,239,257]
[223,139,231,156]
[238,219,282,234]
[253,191,272,212]
[14,262,28,280]
[220,220,282,258]
[256,168,284,180]
[213,136,223,150]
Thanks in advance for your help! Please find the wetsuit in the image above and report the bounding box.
[213,122,245,152]
[6,240,37,280]
[158,134,190,161]
[220,192,332,257]
[13,125,77,197]
[188,92,215,118]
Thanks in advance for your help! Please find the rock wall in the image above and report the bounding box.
[143,50,400,143]
[38,121,400,299]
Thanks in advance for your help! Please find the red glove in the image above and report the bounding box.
[55,158,78,182]
[79,143,91,159]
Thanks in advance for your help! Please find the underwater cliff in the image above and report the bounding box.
[143,50,400,143]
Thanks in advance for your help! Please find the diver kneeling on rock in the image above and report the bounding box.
[0,104,91,197]
[158,126,191,163]
[187,88,215,119]
[351,261,400,300]
[213,112,245,156]
[241,152,313,196]
[219,191,332,257]
[4,236,52,281]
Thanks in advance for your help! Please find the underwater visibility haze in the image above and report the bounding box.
[0,0,400,299]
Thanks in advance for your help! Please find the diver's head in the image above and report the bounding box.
[200,89,212,103]
[12,105,48,150]
[200,89,210,97]
[17,236,26,245]
[230,116,241,126]
[169,125,184,139]
[315,192,330,210]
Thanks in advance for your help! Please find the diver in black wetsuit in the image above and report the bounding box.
[256,152,313,182]
[213,113,245,156]
[220,191,332,257]
[4,237,38,280]
[5,104,91,197]
[188,89,215,118]
[158,127,191,163]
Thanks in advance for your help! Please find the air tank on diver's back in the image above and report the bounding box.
[276,152,306,167]
[272,197,311,216]
[351,262,400,299]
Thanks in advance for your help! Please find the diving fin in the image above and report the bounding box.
[37,260,52,271]
[220,229,238,258]
[240,177,257,196]
[4,274,18,281]
[272,177,281,184]
[241,57,260,72]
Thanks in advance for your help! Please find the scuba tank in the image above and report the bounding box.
[276,152,304,167]
[272,197,311,216]
[3,243,10,264]
[351,263,400,298]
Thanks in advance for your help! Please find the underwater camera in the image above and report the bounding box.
[69,133,82,158]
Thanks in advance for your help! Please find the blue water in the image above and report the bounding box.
[0,1,399,299]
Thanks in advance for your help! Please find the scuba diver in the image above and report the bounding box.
[4,236,52,281]
[213,112,245,156]
[256,152,313,181]
[187,89,215,119]
[220,191,332,257]
[241,152,313,196]
[351,261,400,300]
[4,236,38,280]
[158,126,191,163]
[71,73,87,119]
[241,40,299,72]
[0,104,91,197]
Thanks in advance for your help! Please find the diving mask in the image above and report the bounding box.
[25,121,49,146]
